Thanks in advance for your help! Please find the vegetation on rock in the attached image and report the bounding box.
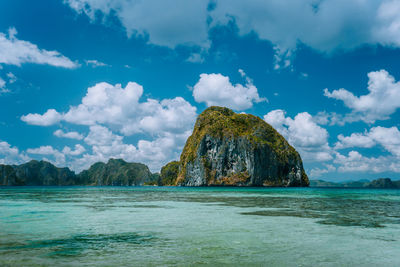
[1,160,76,186]
[310,178,400,188]
[77,158,152,186]
[160,161,180,185]
[0,159,156,186]
[0,107,313,187]
[177,106,309,187]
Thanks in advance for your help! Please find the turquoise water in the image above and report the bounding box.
[0,187,399,266]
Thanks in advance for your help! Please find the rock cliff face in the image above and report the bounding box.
[367,178,400,189]
[77,158,152,186]
[0,164,21,185]
[0,160,76,186]
[176,106,309,187]
[0,159,155,186]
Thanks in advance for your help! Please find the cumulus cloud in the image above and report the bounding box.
[0,140,30,165]
[27,145,66,166]
[330,126,400,174]
[54,129,84,140]
[0,27,78,68]
[193,71,266,110]
[264,109,332,162]
[21,109,62,126]
[309,164,336,178]
[369,126,400,157]
[21,82,197,136]
[334,151,400,173]
[66,0,400,68]
[62,144,86,156]
[74,125,138,171]
[68,125,190,172]
[335,132,376,149]
[335,126,400,157]
[21,81,198,172]
[313,111,350,126]
[324,70,400,123]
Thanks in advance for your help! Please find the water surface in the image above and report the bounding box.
[0,187,399,266]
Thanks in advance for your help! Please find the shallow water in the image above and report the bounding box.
[0,186,399,266]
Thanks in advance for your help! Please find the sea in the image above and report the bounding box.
[0,186,399,266]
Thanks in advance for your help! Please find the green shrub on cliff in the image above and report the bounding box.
[177,106,308,186]
[160,161,180,185]
[77,158,152,186]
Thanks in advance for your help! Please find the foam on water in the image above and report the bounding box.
[0,187,399,266]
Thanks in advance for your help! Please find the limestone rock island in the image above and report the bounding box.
[174,106,309,187]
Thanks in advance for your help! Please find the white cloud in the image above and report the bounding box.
[0,27,78,68]
[69,125,189,172]
[264,109,332,162]
[369,126,400,157]
[0,140,30,165]
[66,1,400,68]
[65,0,210,48]
[128,97,197,135]
[334,151,400,173]
[335,126,400,157]
[85,59,109,67]
[313,111,349,126]
[54,129,84,140]
[210,1,396,50]
[186,53,205,63]
[62,144,86,156]
[335,132,376,149]
[21,109,62,126]
[193,71,266,110]
[309,164,336,178]
[0,77,5,89]
[22,82,197,136]
[0,74,13,95]
[324,69,400,123]
[27,145,66,166]
[6,72,16,84]
[0,88,10,94]
[21,81,198,172]
[374,0,400,46]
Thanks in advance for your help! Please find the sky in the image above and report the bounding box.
[1,0,400,181]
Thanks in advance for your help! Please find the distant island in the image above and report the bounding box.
[1,106,311,187]
[166,106,309,187]
[1,159,398,188]
[0,158,159,186]
[310,178,400,189]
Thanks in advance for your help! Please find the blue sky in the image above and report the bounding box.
[1,0,400,181]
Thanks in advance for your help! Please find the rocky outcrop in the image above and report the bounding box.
[367,178,400,189]
[77,158,153,186]
[160,161,180,185]
[310,179,370,188]
[310,178,400,188]
[176,106,309,187]
[0,160,76,186]
[0,159,156,186]
[0,164,21,185]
